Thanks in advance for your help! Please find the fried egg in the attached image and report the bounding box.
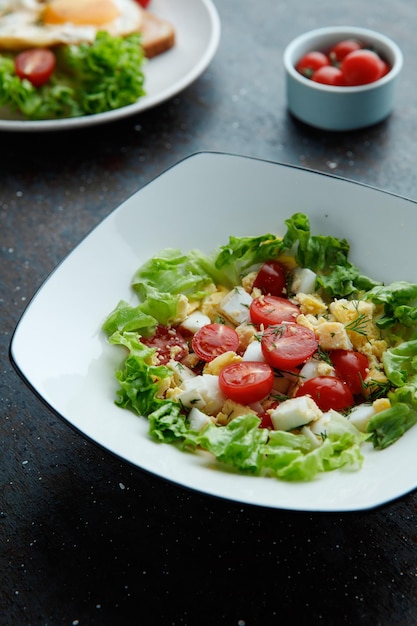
[0,0,145,50]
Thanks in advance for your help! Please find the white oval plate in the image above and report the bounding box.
[10,153,417,511]
[0,0,220,132]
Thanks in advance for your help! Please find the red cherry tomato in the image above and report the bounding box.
[261,323,318,370]
[295,376,354,412]
[250,295,300,326]
[252,260,287,297]
[330,349,369,395]
[14,48,56,87]
[192,323,239,362]
[134,0,151,6]
[219,361,274,405]
[296,51,329,78]
[329,39,362,63]
[141,325,188,365]
[312,65,345,86]
[341,49,384,86]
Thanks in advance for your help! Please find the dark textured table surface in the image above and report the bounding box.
[2,1,417,624]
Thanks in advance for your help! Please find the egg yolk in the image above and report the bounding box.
[43,0,121,26]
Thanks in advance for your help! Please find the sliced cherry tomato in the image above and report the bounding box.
[312,65,345,86]
[252,260,287,297]
[329,39,362,63]
[261,323,318,370]
[296,51,329,78]
[341,49,384,86]
[250,295,300,326]
[192,323,239,362]
[14,48,56,87]
[141,325,188,365]
[295,376,354,412]
[219,361,274,405]
[330,349,369,395]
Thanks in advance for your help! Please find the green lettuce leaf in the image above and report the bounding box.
[283,213,380,297]
[365,281,417,329]
[60,31,145,115]
[102,300,157,337]
[214,234,285,287]
[192,413,364,481]
[108,331,175,417]
[132,248,217,325]
[193,414,269,472]
[366,388,417,449]
[213,213,380,298]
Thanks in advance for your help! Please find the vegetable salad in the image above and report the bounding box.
[0,31,145,120]
[102,213,417,481]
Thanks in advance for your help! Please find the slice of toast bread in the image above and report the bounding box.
[141,11,175,58]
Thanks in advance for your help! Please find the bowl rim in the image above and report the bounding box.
[283,25,403,93]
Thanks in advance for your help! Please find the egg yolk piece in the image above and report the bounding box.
[43,0,121,26]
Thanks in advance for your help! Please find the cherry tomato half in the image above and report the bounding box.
[295,376,354,412]
[296,51,329,78]
[192,323,239,362]
[329,39,362,63]
[14,48,56,87]
[250,295,300,326]
[341,49,384,86]
[141,325,188,365]
[219,361,274,405]
[330,349,369,395]
[312,65,345,86]
[252,260,287,297]
[261,323,318,370]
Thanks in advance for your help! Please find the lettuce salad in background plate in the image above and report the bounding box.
[0,31,145,120]
[102,212,417,482]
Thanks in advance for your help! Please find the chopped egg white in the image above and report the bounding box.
[218,287,252,325]
[270,396,323,431]
[242,340,265,362]
[188,407,213,431]
[177,374,226,415]
[179,310,211,334]
[291,267,317,294]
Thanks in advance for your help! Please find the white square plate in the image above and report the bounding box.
[10,152,417,511]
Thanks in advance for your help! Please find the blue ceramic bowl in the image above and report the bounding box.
[283,26,403,131]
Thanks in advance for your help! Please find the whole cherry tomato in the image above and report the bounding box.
[341,49,384,85]
[329,39,362,63]
[312,65,345,86]
[296,51,329,78]
[135,0,151,6]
